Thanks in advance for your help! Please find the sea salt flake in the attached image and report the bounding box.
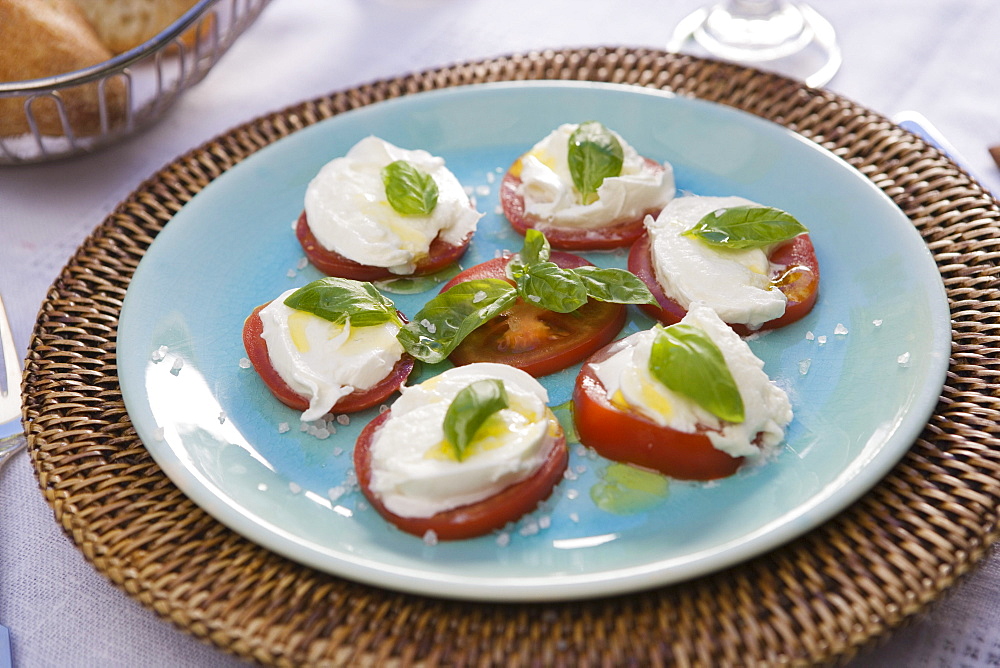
[873,319,884,327]
[569,512,580,523]
[151,345,169,362]
[519,520,540,536]
[798,359,812,375]
[257,483,268,492]
[289,482,302,494]
[527,294,542,303]
[486,172,496,184]
[297,256,309,270]
[494,205,503,215]
[286,268,297,278]
[218,411,227,424]
[496,532,511,547]
[476,185,490,197]
[328,486,346,502]
[423,529,439,546]
[472,290,488,304]
[897,352,911,366]
[805,331,815,341]
[566,489,579,500]
[239,357,252,369]
[834,323,849,336]
[170,358,184,373]
[563,469,578,481]
[538,515,551,530]
[277,422,290,434]
[817,335,827,346]
[336,414,350,426]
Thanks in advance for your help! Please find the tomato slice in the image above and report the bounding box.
[295,211,472,281]
[627,231,820,336]
[354,409,568,540]
[573,338,744,481]
[499,158,666,251]
[242,303,414,414]
[441,252,627,377]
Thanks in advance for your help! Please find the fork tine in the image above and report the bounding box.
[0,293,19,405]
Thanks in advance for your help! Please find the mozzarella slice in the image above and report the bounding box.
[304,136,482,274]
[368,363,555,518]
[259,289,404,422]
[647,195,788,329]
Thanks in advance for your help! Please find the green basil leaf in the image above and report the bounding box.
[443,379,509,461]
[519,228,550,266]
[396,279,517,363]
[381,159,439,216]
[648,324,745,423]
[517,261,588,313]
[573,265,657,305]
[283,277,400,328]
[567,121,624,205]
[682,205,807,250]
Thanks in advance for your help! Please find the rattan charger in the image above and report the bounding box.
[22,47,1000,666]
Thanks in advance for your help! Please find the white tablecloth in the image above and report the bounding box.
[2,1,998,665]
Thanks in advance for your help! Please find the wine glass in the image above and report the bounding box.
[667,0,841,88]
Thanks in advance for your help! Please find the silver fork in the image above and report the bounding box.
[0,291,25,473]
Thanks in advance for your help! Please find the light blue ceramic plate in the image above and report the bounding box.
[118,81,951,602]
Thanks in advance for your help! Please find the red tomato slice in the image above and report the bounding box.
[354,409,568,540]
[441,252,626,377]
[499,158,667,251]
[627,231,820,336]
[573,338,744,481]
[295,211,472,281]
[242,303,414,414]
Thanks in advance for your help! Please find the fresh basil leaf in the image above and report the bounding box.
[573,266,657,305]
[396,279,517,363]
[520,228,550,266]
[381,160,439,216]
[567,121,624,205]
[443,379,509,461]
[648,324,745,423]
[683,205,806,250]
[283,277,400,328]
[517,261,588,313]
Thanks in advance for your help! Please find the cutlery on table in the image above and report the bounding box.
[0,291,25,472]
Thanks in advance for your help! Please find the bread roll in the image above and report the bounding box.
[73,0,202,54]
[0,0,126,137]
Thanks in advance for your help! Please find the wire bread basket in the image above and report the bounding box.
[0,0,271,165]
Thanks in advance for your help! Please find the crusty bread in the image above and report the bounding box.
[73,0,202,54]
[0,0,126,137]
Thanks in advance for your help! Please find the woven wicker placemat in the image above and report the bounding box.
[22,47,1000,666]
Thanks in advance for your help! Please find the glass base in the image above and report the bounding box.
[667,3,842,88]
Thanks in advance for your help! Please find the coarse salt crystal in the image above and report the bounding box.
[805,331,815,341]
[286,269,297,278]
[257,483,268,492]
[486,172,496,184]
[476,185,490,197]
[289,481,302,494]
[336,414,350,426]
[569,512,580,523]
[151,345,169,362]
[218,411,226,424]
[496,532,511,547]
[817,335,827,346]
[566,489,579,500]
[170,358,184,373]
[538,515,551,530]
[873,319,883,327]
[798,359,812,375]
[239,357,252,369]
[277,422,290,433]
[519,520,540,536]
[527,294,542,303]
[834,323,849,336]
[423,529,439,546]
[328,486,346,501]
[897,352,911,366]
[472,290,488,304]
[333,447,343,457]
[297,256,309,270]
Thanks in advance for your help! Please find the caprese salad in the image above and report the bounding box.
[573,302,793,480]
[354,363,568,540]
[296,136,481,281]
[242,277,414,421]
[500,121,675,250]
[628,195,819,335]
